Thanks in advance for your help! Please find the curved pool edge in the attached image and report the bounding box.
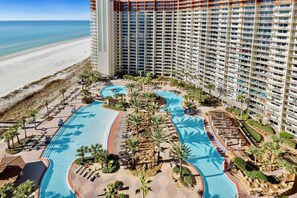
[156,91,205,197]
[38,101,116,198]
[35,105,84,198]
[34,158,50,198]
[180,98,239,197]
[204,114,240,196]
[106,111,125,153]
[155,89,237,197]
[167,112,205,197]
[67,161,83,198]
[100,84,127,99]
[66,110,124,198]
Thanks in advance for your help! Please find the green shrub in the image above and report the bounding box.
[234,109,241,116]
[241,114,250,121]
[242,122,262,143]
[234,157,246,171]
[102,160,118,173]
[280,131,294,139]
[282,138,296,149]
[172,165,190,175]
[118,194,125,198]
[245,170,267,181]
[183,175,194,187]
[81,97,94,104]
[103,104,126,111]
[247,119,275,134]
[74,156,94,165]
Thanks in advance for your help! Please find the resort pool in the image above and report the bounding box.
[40,101,119,198]
[100,84,126,98]
[156,90,237,198]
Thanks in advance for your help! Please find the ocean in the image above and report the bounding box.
[0,20,90,58]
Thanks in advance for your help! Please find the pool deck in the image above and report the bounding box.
[67,106,204,197]
[67,81,204,197]
[0,79,249,198]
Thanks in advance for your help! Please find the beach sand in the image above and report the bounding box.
[0,37,91,97]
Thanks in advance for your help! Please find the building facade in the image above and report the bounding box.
[90,0,297,135]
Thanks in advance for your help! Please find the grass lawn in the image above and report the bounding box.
[247,119,275,134]
[241,121,262,143]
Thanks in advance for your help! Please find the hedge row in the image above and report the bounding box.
[247,119,275,134]
[282,138,296,149]
[241,122,262,143]
[280,131,295,139]
[234,157,271,182]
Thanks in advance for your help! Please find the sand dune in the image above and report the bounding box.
[0,37,91,97]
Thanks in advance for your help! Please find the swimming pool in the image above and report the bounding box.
[156,90,237,198]
[40,101,119,198]
[100,84,126,98]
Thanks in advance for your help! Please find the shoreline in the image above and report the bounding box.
[0,36,90,61]
[0,37,91,98]
[0,58,91,121]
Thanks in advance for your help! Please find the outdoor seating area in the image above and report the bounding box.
[118,115,132,167]
[209,111,250,149]
[23,134,47,151]
[75,165,100,182]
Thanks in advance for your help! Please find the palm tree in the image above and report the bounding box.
[205,83,215,97]
[262,142,283,171]
[135,175,152,198]
[89,144,102,163]
[43,99,50,118]
[151,128,169,164]
[59,88,66,102]
[130,90,140,100]
[147,102,159,115]
[8,132,16,148]
[90,70,101,83]
[2,132,11,149]
[150,115,165,129]
[29,109,37,129]
[246,145,263,165]
[9,124,20,144]
[128,113,142,136]
[80,89,91,99]
[79,70,91,89]
[98,149,109,168]
[276,159,297,182]
[125,137,138,168]
[131,99,142,113]
[105,96,112,106]
[13,180,35,198]
[126,83,135,93]
[143,92,153,103]
[0,182,14,198]
[76,146,89,163]
[236,94,246,117]
[20,116,28,139]
[170,143,191,178]
[105,181,120,198]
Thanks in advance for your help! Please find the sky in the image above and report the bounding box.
[0,0,90,20]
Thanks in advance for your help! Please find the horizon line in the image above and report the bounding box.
[0,19,90,21]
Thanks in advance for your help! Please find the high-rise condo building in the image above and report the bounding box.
[90,0,297,135]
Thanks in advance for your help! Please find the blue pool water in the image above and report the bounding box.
[156,90,237,198]
[100,84,127,98]
[40,102,119,198]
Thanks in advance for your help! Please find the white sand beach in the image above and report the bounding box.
[0,37,91,97]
